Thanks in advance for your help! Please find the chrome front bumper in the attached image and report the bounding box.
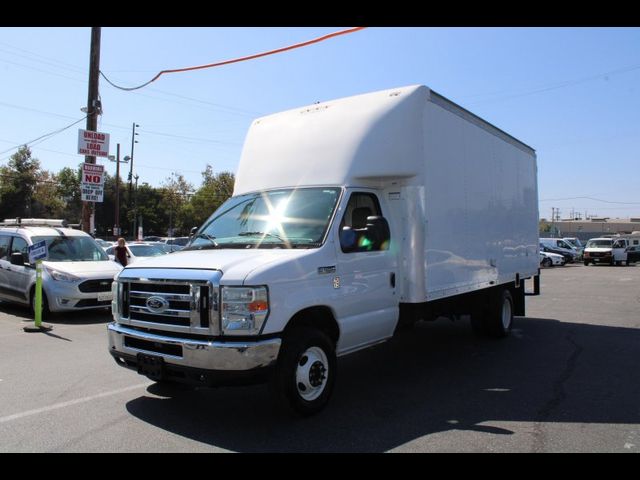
[107,322,281,372]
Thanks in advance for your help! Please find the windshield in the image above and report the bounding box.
[564,238,582,248]
[128,244,166,257]
[32,235,109,262]
[586,239,612,248]
[186,187,341,250]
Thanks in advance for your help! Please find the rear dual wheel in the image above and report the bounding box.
[471,288,514,338]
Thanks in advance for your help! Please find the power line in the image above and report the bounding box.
[100,27,366,91]
[539,196,640,205]
[0,116,87,158]
[464,62,640,105]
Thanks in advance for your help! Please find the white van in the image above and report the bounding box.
[584,237,640,266]
[0,219,122,315]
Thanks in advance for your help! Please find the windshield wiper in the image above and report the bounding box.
[186,233,219,249]
[238,231,284,241]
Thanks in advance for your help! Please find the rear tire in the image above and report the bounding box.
[485,289,514,338]
[271,327,337,417]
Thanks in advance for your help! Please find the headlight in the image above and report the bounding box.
[44,266,80,282]
[221,286,269,336]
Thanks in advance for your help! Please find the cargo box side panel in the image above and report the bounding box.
[423,98,538,301]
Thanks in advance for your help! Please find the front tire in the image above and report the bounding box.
[271,327,337,417]
[30,288,50,320]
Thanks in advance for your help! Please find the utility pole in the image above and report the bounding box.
[81,26,102,233]
[128,122,139,210]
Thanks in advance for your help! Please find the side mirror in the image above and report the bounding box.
[10,252,25,266]
[189,226,198,238]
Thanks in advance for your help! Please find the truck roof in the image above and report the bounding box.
[234,85,535,196]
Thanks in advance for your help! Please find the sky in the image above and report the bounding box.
[0,27,639,219]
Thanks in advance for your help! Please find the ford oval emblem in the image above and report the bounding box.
[146,295,169,313]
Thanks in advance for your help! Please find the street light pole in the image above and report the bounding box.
[109,144,129,240]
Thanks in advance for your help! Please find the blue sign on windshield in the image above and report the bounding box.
[28,240,48,263]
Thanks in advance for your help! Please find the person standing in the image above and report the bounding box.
[114,237,130,267]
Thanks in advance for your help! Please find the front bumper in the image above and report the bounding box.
[46,282,113,312]
[108,322,281,384]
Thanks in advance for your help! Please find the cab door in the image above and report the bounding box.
[333,191,398,355]
[0,235,12,300]
[612,239,628,263]
[6,236,33,303]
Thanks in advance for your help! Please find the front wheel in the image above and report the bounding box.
[30,288,50,320]
[271,327,337,417]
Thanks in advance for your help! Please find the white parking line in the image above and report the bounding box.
[0,382,151,424]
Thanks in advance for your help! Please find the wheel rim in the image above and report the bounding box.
[501,296,512,330]
[296,346,329,401]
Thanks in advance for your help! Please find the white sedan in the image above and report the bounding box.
[105,242,168,265]
[540,250,565,267]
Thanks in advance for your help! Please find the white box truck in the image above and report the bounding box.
[108,85,540,415]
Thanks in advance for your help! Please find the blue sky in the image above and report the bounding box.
[0,27,639,219]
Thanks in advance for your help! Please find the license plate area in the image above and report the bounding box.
[137,353,164,380]
[97,292,113,302]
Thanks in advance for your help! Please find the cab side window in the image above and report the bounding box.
[10,237,29,260]
[339,193,388,253]
[0,235,10,261]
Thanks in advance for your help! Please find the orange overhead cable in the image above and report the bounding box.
[100,27,366,91]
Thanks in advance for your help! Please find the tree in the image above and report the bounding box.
[32,170,65,219]
[56,166,83,224]
[188,165,235,228]
[0,146,40,219]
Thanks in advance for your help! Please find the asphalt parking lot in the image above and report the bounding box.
[1,263,639,452]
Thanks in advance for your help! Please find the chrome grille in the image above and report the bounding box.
[117,278,218,336]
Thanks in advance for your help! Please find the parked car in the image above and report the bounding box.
[563,237,584,258]
[626,245,640,264]
[540,250,565,267]
[105,242,168,265]
[0,218,122,315]
[163,236,190,252]
[143,236,164,242]
[539,238,578,263]
[94,238,113,250]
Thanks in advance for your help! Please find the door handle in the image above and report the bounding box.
[390,272,396,288]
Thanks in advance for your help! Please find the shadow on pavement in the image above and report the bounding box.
[125,316,640,452]
[0,301,112,326]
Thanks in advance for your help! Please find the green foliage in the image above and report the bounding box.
[1,153,234,239]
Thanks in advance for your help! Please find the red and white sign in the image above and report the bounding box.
[81,163,104,202]
[78,129,110,158]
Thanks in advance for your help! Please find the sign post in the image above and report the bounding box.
[24,240,52,333]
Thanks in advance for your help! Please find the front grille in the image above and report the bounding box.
[118,279,217,336]
[79,279,113,293]
[76,299,111,308]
